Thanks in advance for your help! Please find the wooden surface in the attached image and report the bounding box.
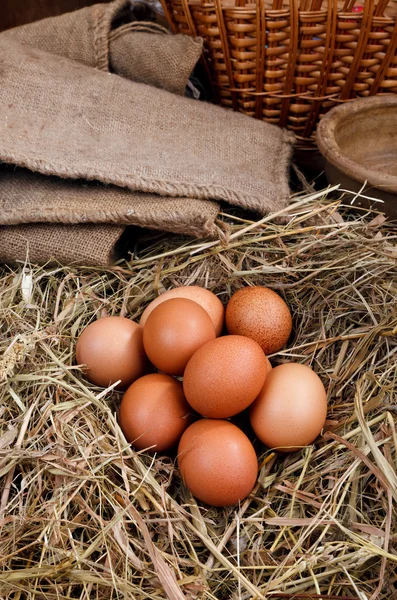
[0,0,109,31]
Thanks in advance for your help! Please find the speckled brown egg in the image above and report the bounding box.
[250,363,328,452]
[183,335,268,418]
[143,298,215,375]
[119,373,192,452]
[178,419,258,506]
[76,316,148,389]
[140,286,225,336]
[226,286,292,355]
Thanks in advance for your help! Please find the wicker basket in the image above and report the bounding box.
[160,0,397,147]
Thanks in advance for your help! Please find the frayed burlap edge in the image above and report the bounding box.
[3,202,220,238]
[0,130,293,217]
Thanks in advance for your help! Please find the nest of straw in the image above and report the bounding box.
[0,188,396,600]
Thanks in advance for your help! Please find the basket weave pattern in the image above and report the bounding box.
[160,0,397,145]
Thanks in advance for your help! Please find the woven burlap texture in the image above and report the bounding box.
[3,2,203,95]
[0,1,216,265]
[109,22,203,95]
[0,224,125,267]
[2,0,126,71]
[0,39,293,216]
[0,166,218,238]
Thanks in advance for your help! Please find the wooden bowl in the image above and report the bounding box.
[316,95,397,218]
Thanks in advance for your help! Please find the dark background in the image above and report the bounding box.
[0,0,107,31]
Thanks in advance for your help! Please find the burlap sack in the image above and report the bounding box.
[1,0,119,70]
[0,166,219,238]
[0,39,293,216]
[0,224,125,267]
[109,22,203,95]
[3,1,204,96]
[0,1,213,266]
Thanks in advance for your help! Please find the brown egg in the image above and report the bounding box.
[183,335,268,418]
[143,298,216,375]
[178,419,258,506]
[76,316,148,389]
[140,286,225,336]
[226,286,292,355]
[119,373,192,452]
[265,355,273,375]
[250,363,328,452]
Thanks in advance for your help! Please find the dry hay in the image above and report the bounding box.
[0,187,396,600]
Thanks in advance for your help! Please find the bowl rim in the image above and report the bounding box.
[316,95,397,194]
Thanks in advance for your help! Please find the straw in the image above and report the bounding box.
[0,188,396,599]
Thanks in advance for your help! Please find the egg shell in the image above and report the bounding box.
[119,373,192,452]
[226,286,292,355]
[76,316,147,389]
[183,335,268,418]
[178,419,258,506]
[143,298,216,376]
[140,286,225,336]
[250,362,328,452]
